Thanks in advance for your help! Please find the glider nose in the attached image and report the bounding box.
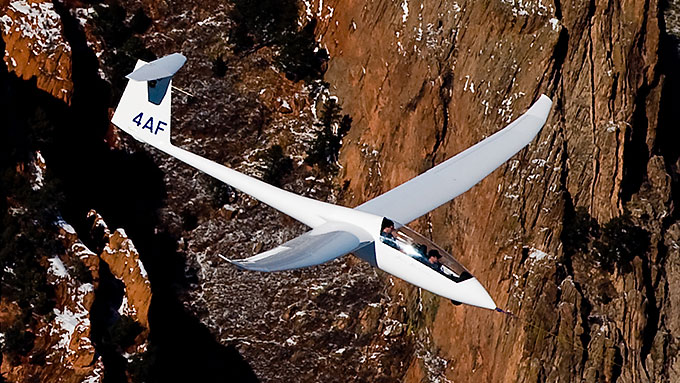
[463,278,496,310]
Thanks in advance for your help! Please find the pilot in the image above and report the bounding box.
[427,249,443,272]
[380,219,399,249]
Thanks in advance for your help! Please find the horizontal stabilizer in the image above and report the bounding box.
[126,53,187,81]
[226,222,369,272]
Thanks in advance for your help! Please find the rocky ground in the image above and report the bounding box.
[1,0,680,382]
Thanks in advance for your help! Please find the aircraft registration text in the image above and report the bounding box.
[132,112,167,135]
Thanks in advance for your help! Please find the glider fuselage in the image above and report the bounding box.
[352,216,496,310]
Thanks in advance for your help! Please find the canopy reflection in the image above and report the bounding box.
[379,218,472,283]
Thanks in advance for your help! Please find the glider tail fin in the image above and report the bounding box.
[111,53,187,148]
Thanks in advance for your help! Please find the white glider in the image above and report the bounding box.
[111,54,553,310]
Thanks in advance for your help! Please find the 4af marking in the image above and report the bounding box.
[132,112,167,135]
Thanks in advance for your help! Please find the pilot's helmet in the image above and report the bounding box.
[381,218,395,231]
[428,249,441,260]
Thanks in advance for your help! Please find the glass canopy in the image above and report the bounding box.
[379,218,472,283]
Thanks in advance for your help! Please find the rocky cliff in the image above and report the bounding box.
[0,209,151,383]
[314,0,680,381]
[1,0,72,103]
[0,219,103,383]
[2,0,679,382]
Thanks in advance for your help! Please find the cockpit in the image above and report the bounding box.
[379,218,472,283]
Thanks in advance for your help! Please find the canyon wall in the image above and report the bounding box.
[1,0,72,102]
[3,0,680,381]
[315,0,679,381]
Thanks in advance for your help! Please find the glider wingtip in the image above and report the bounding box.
[218,254,246,270]
[525,94,553,120]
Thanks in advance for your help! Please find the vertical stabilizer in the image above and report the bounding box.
[111,53,186,148]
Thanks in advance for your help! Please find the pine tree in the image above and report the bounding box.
[305,99,352,170]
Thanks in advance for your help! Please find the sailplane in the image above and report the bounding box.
[111,53,552,310]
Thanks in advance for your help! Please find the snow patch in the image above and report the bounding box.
[71,7,95,28]
[197,16,222,27]
[136,258,148,279]
[73,242,96,258]
[118,294,137,317]
[49,280,93,361]
[500,0,554,17]
[30,150,45,190]
[57,217,76,234]
[52,307,87,351]
[401,0,409,23]
[3,0,71,57]
[292,310,307,319]
[498,91,526,122]
[528,247,550,261]
[48,257,68,278]
[1,15,12,34]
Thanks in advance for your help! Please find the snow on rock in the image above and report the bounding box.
[52,306,89,352]
[118,295,138,317]
[101,228,152,329]
[527,247,552,262]
[56,217,76,235]
[47,269,96,370]
[1,0,73,102]
[382,319,404,337]
[87,209,111,236]
[72,242,97,259]
[30,150,46,190]
[47,256,68,278]
[136,257,148,279]
[499,0,555,17]
[81,362,104,383]
[401,0,409,23]
[1,0,71,54]
[71,6,95,28]
[549,17,560,31]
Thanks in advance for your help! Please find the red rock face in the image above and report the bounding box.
[1,0,73,103]
[0,207,154,383]
[101,228,152,330]
[3,0,678,381]
[312,0,676,381]
[0,221,103,382]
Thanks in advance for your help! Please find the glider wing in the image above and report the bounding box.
[225,222,368,272]
[355,95,552,224]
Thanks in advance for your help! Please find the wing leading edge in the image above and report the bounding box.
[356,95,553,224]
[226,222,370,272]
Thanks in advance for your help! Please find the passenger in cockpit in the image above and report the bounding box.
[380,219,399,249]
[427,250,443,272]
